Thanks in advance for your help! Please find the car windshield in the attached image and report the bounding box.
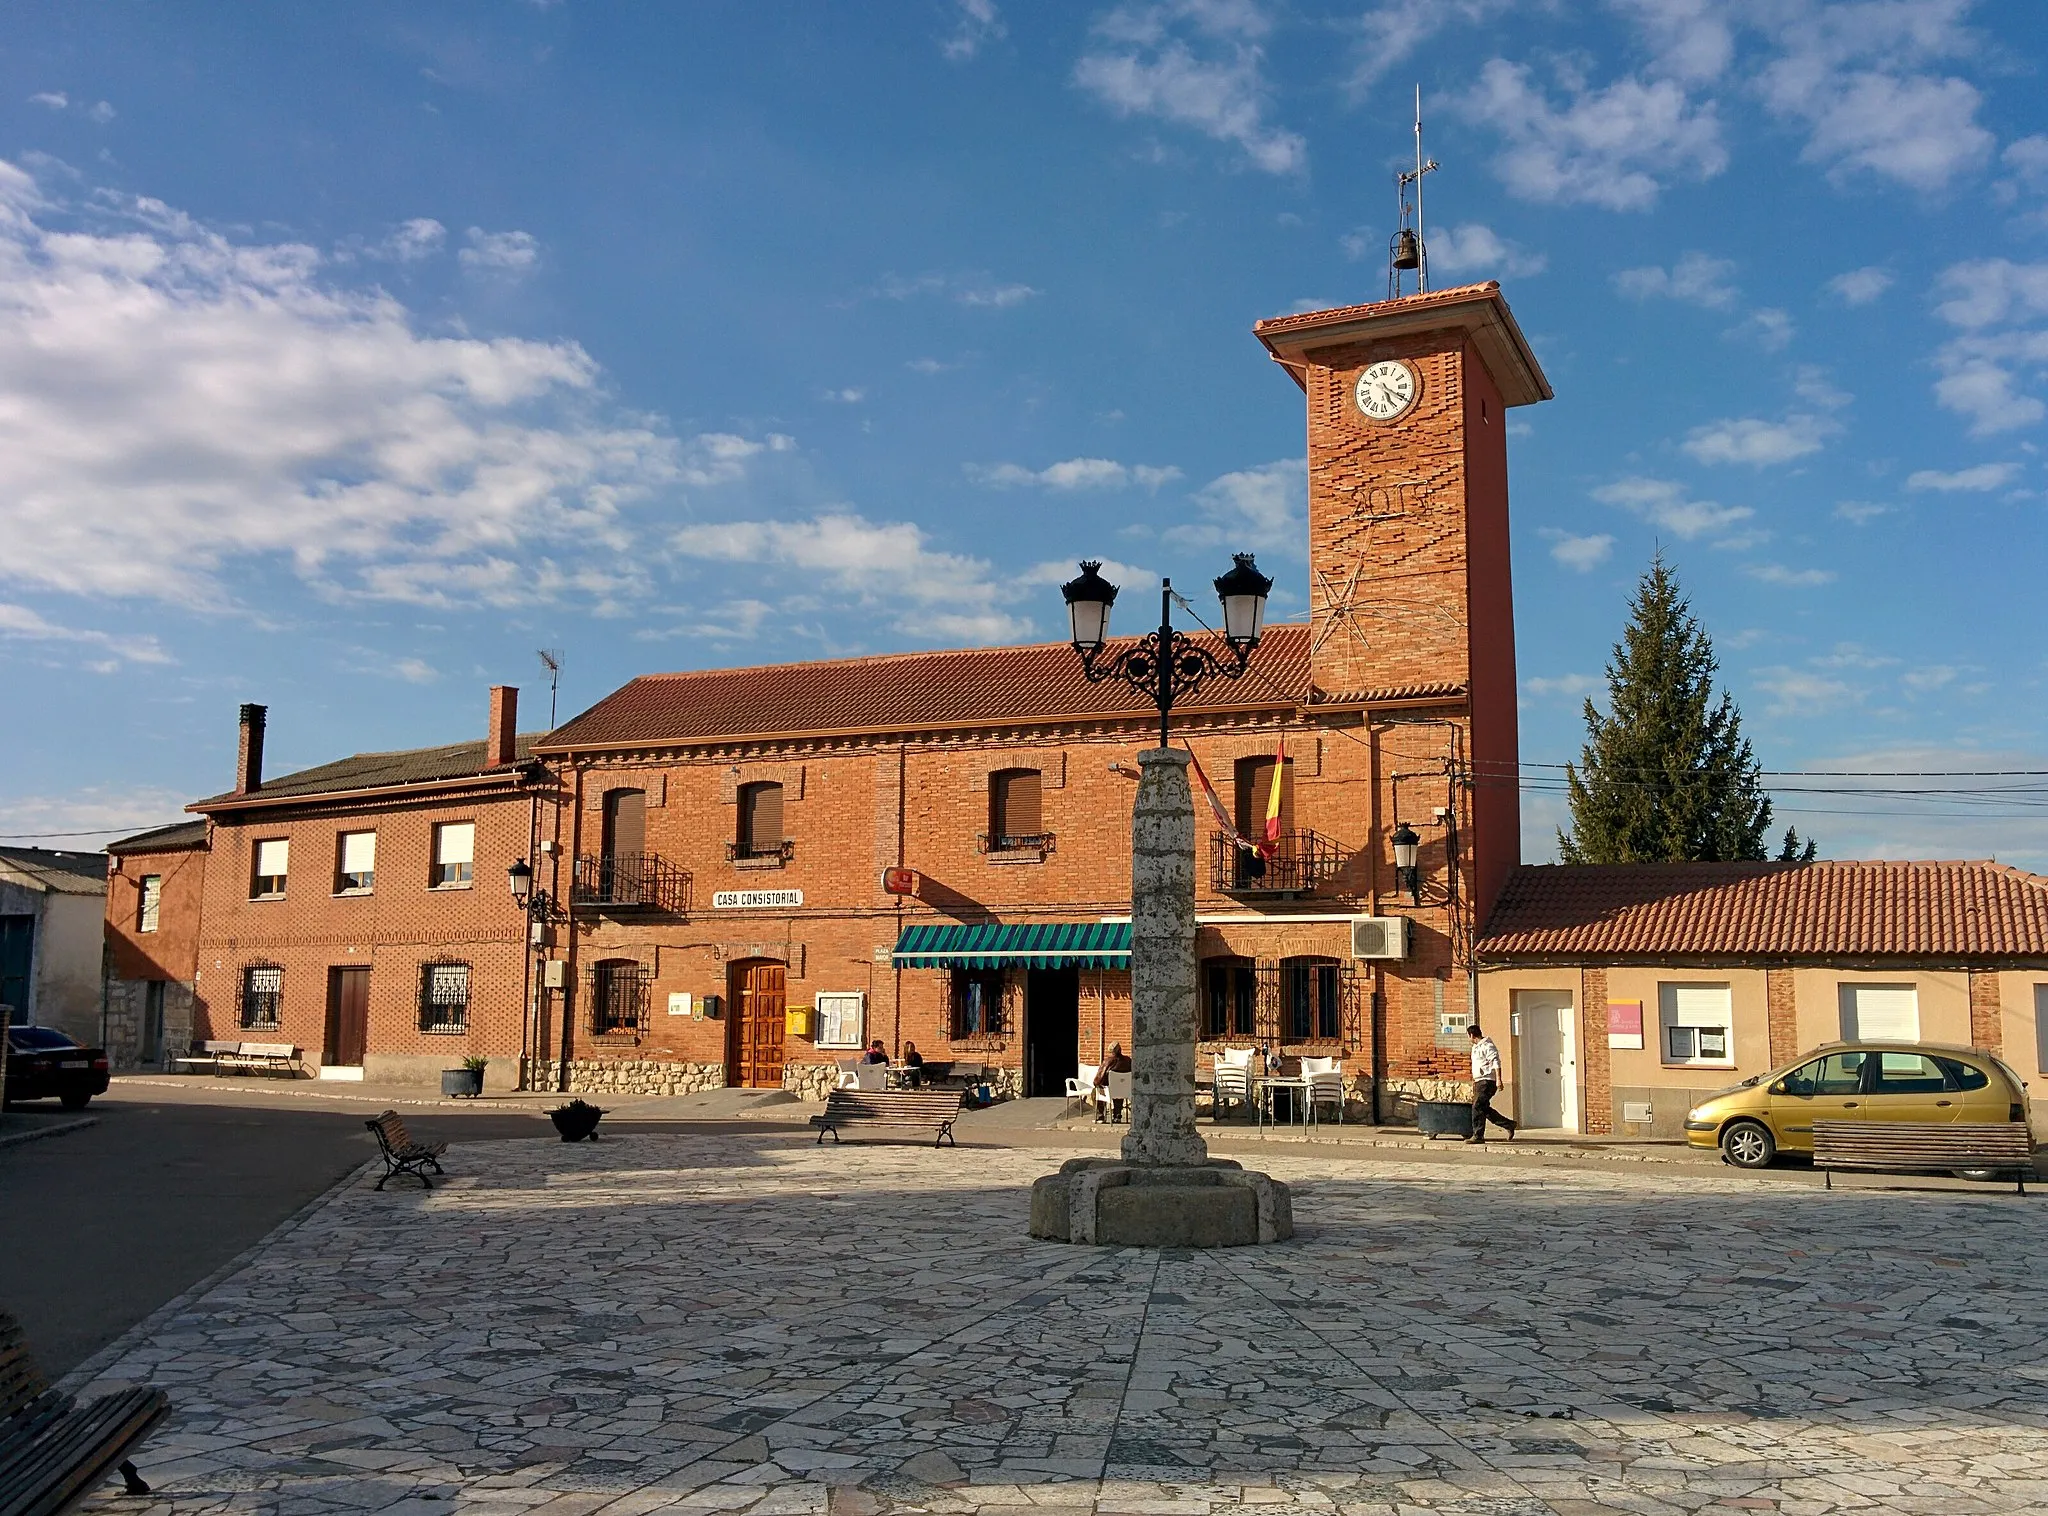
[7,1026,80,1051]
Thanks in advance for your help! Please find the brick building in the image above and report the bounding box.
[523,282,1552,1105]
[147,690,549,1085]
[1477,861,2048,1135]
[104,820,209,1069]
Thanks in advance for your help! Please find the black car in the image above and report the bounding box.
[3,1025,110,1109]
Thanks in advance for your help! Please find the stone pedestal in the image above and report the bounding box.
[1030,747,1292,1247]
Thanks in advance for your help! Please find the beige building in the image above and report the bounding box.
[1,846,109,1045]
[1475,861,2048,1136]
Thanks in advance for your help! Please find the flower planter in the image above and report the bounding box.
[550,1100,606,1142]
[441,1067,483,1099]
[1416,1100,1474,1140]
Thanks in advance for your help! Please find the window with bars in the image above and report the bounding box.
[419,962,471,1033]
[1276,957,1352,1044]
[251,838,289,899]
[432,822,475,887]
[987,769,1046,850]
[240,964,283,1028]
[589,959,652,1039]
[735,782,786,860]
[1201,957,1258,1039]
[137,874,161,933]
[948,968,1007,1040]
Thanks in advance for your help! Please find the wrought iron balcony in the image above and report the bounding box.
[977,831,1057,857]
[572,852,692,913]
[1208,829,1345,897]
[725,839,795,865]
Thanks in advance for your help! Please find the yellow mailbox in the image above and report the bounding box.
[785,1005,812,1038]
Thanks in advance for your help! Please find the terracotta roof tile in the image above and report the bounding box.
[191,733,544,811]
[1252,282,1504,337]
[539,625,1317,752]
[1479,861,2048,962]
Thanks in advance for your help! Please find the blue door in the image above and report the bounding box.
[0,914,32,1025]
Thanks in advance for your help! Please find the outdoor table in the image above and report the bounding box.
[1254,1074,1316,1134]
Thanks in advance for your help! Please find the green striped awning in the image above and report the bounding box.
[891,921,1131,970]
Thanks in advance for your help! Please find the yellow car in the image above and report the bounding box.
[1684,1041,2032,1169]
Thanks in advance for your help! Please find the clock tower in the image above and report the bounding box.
[1254,283,1551,1062]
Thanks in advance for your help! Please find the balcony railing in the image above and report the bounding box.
[1209,829,1345,897]
[572,852,692,913]
[978,831,1056,857]
[726,839,795,865]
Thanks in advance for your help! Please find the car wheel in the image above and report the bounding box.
[60,1092,91,1110]
[1720,1120,1776,1169]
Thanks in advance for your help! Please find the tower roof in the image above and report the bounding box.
[1253,282,1552,407]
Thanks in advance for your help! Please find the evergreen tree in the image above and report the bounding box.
[1776,826,1817,863]
[1558,555,1793,863]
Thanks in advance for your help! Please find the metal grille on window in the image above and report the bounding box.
[947,968,1007,1041]
[241,964,283,1028]
[138,874,162,932]
[1255,959,1362,1049]
[419,962,470,1032]
[1200,957,1258,1040]
[589,960,652,1039]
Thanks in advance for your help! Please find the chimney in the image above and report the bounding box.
[236,703,267,795]
[487,685,519,768]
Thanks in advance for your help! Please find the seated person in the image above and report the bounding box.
[862,1038,890,1066]
[1094,1043,1133,1122]
[900,1041,924,1086]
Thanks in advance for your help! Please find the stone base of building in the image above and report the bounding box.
[102,977,196,1074]
[1379,1076,1474,1124]
[526,1058,727,1096]
[783,1062,1024,1103]
[1028,1156,1292,1248]
[361,1052,522,1089]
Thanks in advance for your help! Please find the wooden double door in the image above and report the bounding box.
[728,959,786,1088]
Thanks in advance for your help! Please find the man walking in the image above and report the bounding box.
[1466,1023,1516,1143]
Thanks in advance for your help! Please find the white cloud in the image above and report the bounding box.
[1524,673,1600,700]
[1930,260,2048,435]
[1016,556,1155,590]
[0,158,687,611]
[669,511,1032,645]
[905,357,953,374]
[1347,0,1510,95]
[1785,743,2048,870]
[1592,476,1753,540]
[28,92,67,110]
[1073,2,1306,176]
[1901,663,1958,693]
[87,100,115,124]
[0,785,194,842]
[1763,63,1989,192]
[1934,258,2048,330]
[1424,222,1547,279]
[1833,500,1892,525]
[458,227,539,273]
[1744,562,1836,588]
[1681,414,1834,466]
[1163,458,1305,557]
[342,650,439,683]
[1610,0,1735,84]
[1906,462,2020,492]
[1793,366,1851,410]
[0,601,172,664]
[678,432,790,487]
[942,0,1005,61]
[867,271,1040,308]
[1463,59,1726,211]
[1727,306,1795,351]
[1826,265,1892,305]
[821,387,865,404]
[1613,251,1736,308]
[1539,529,1614,572]
[379,218,447,262]
[966,457,1181,491]
[1751,665,1856,714]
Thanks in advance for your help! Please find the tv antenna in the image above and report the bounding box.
[537,648,562,728]
[1388,84,1437,299]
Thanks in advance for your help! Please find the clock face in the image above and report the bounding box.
[1354,359,1418,422]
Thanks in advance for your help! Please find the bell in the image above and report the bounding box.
[1392,228,1421,270]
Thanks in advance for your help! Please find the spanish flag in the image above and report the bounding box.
[1261,736,1286,858]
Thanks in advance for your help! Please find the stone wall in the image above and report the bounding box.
[529,1058,726,1096]
[103,976,196,1073]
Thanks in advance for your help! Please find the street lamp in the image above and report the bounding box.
[509,858,564,1091]
[1061,553,1273,748]
[1390,821,1421,905]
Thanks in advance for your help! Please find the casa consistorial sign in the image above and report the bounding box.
[712,888,803,909]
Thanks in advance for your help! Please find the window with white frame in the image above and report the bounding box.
[814,991,866,1049]
[251,838,289,899]
[337,831,376,894]
[1838,983,1919,1042]
[1659,982,1734,1066]
[431,821,475,887]
[137,874,161,933]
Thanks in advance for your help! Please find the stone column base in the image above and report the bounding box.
[1028,1156,1292,1247]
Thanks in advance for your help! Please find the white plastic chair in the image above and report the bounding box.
[1300,1056,1345,1124]
[1067,1062,1100,1105]
[1099,1070,1133,1123]
[853,1061,889,1092]
[832,1058,863,1091]
[1212,1048,1253,1120]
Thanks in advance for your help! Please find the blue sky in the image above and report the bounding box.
[2,1,2046,864]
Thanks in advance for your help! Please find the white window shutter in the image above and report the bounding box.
[340,832,376,874]
[255,839,289,876]
[437,822,475,866]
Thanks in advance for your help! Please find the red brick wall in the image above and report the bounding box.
[1969,970,2002,1049]
[193,791,533,1069]
[1462,342,1521,929]
[1580,966,1612,1133]
[1766,967,1799,1068]
[106,842,206,983]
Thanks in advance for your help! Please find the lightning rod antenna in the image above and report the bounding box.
[537,648,562,729]
[1388,85,1438,299]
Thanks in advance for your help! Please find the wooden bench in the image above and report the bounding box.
[172,1039,240,1073]
[1814,1121,2037,1194]
[217,1041,300,1077]
[1,1310,169,1516]
[810,1090,962,1147]
[365,1110,448,1190]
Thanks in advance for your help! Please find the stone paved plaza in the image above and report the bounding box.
[75,1131,2048,1516]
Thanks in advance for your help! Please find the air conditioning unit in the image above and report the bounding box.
[1350,915,1411,961]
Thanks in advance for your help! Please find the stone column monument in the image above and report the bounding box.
[1029,748,1292,1247]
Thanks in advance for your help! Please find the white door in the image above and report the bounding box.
[1839,984,1919,1042]
[1514,990,1577,1130]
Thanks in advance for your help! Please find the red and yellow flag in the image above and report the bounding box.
[1260,735,1286,858]
[1182,743,1239,841]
